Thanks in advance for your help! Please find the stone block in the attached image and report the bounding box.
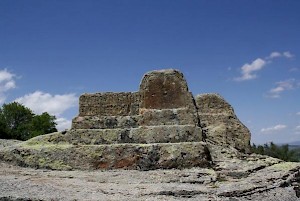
[72,115,139,129]
[139,69,193,109]
[128,125,203,143]
[138,108,198,126]
[79,92,140,116]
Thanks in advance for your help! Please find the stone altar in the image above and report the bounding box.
[0,69,251,170]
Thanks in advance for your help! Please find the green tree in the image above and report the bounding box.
[0,102,33,140]
[251,143,265,155]
[276,144,298,162]
[251,142,299,162]
[29,112,57,138]
[0,110,9,139]
[0,102,57,140]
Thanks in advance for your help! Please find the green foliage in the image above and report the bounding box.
[251,142,299,162]
[29,112,57,138]
[0,102,57,141]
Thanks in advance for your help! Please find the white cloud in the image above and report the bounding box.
[235,51,294,82]
[267,51,294,59]
[0,69,16,104]
[269,52,282,59]
[15,91,78,131]
[297,112,300,115]
[16,91,77,116]
[268,79,297,98]
[55,117,72,131]
[0,69,14,81]
[234,58,266,81]
[283,51,294,58]
[261,124,287,133]
[0,69,77,131]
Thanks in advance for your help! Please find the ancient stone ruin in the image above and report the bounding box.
[72,69,250,154]
[2,69,300,201]
[0,69,251,170]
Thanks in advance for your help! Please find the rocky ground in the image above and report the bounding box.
[1,140,299,201]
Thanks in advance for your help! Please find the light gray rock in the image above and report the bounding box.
[0,139,21,149]
[0,154,299,200]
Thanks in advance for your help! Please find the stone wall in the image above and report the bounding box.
[0,69,254,171]
[79,92,140,116]
[72,69,251,153]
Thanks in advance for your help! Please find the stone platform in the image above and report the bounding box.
[0,69,250,170]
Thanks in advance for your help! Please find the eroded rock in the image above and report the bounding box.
[0,155,299,201]
[0,69,253,170]
[0,69,299,200]
[196,93,251,153]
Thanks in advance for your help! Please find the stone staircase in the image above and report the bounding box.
[64,69,209,169]
[0,69,250,170]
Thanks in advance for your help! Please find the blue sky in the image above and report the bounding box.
[0,0,299,144]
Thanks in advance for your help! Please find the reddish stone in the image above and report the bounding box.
[139,69,190,109]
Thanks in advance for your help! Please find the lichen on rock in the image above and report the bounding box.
[0,69,251,170]
[0,69,300,200]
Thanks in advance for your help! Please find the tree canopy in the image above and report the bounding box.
[251,142,299,162]
[0,102,57,141]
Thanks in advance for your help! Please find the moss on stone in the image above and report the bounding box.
[272,162,299,170]
[20,142,72,150]
[79,145,105,159]
[38,157,47,166]
[47,160,73,170]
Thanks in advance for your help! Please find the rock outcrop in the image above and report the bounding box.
[0,145,299,201]
[0,69,299,200]
[0,69,250,170]
[196,93,251,153]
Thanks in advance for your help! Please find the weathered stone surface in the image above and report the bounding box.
[138,69,199,128]
[0,140,210,170]
[79,92,140,116]
[72,115,139,129]
[0,148,299,200]
[139,69,191,109]
[0,69,299,200]
[16,126,202,146]
[0,69,254,169]
[196,93,251,153]
[138,108,198,126]
[0,139,21,149]
[129,125,203,143]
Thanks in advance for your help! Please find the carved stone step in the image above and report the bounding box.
[138,108,199,126]
[30,125,203,145]
[72,115,139,129]
[1,141,211,170]
[72,108,199,129]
